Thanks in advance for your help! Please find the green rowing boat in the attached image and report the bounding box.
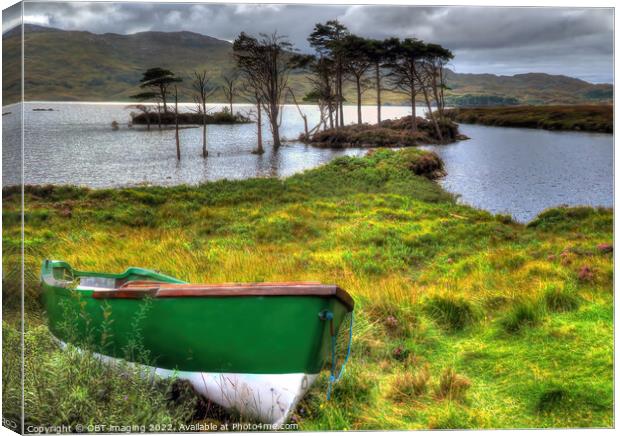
[40,260,354,425]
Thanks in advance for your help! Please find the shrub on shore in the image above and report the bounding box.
[403,151,445,179]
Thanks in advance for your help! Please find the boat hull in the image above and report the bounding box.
[40,260,353,423]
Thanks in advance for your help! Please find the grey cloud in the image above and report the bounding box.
[22,2,345,44]
[16,2,614,83]
[341,6,612,51]
[3,2,22,33]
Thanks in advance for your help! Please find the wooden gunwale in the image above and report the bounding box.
[91,282,355,311]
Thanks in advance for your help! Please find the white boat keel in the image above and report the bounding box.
[163,371,318,426]
[58,340,317,426]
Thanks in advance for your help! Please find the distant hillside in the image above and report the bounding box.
[444,71,613,106]
[2,24,613,106]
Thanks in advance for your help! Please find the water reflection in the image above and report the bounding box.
[421,124,613,222]
[3,102,406,188]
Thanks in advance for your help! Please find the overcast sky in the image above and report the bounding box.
[3,1,614,83]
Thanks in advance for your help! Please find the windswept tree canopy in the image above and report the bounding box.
[129,91,159,102]
[138,68,181,88]
[384,38,428,92]
[425,43,454,63]
[308,20,350,55]
[136,67,182,113]
[339,34,374,69]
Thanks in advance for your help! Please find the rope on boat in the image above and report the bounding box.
[324,311,354,401]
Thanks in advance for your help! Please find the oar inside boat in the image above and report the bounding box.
[40,259,354,425]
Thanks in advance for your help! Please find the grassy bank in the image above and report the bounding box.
[2,149,613,430]
[304,116,464,148]
[444,105,613,133]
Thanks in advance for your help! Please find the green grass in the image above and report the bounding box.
[444,105,613,133]
[12,322,196,432]
[2,148,613,430]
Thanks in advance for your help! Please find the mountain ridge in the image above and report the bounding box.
[2,24,613,106]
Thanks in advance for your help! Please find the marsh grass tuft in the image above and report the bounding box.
[389,364,431,401]
[435,367,471,402]
[536,386,570,413]
[424,295,479,331]
[500,299,545,333]
[366,301,419,337]
[543,284,581,312]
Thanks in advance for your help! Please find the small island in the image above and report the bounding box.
[444,104,612,133]
[303,115,465,148]
[130,108,250,126]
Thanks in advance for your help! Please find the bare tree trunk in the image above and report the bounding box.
[337,62,344,128]
[175,87,180,161]
[202,102,208,158]
[338,86,344,127]
[268,104,281,148]
[256,100,264,154]
[334,102,340,130]
[439,66,446,116]
[288,88,309,138]
[162,84,168,114]
[146,111,151,131]
[229,98,233,116]
[271,118,281,148]
[422,86,442,142]
[202,122,207,157]
[410,85,418,133]
[375,63,382,125]
[156,103,162,130]
[434,65,448,120]
[308,106,326,137]
[430,67,443,120]
[356,76,362,125]
[329,106,334,129]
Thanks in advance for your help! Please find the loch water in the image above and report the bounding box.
[2,102,613,222]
